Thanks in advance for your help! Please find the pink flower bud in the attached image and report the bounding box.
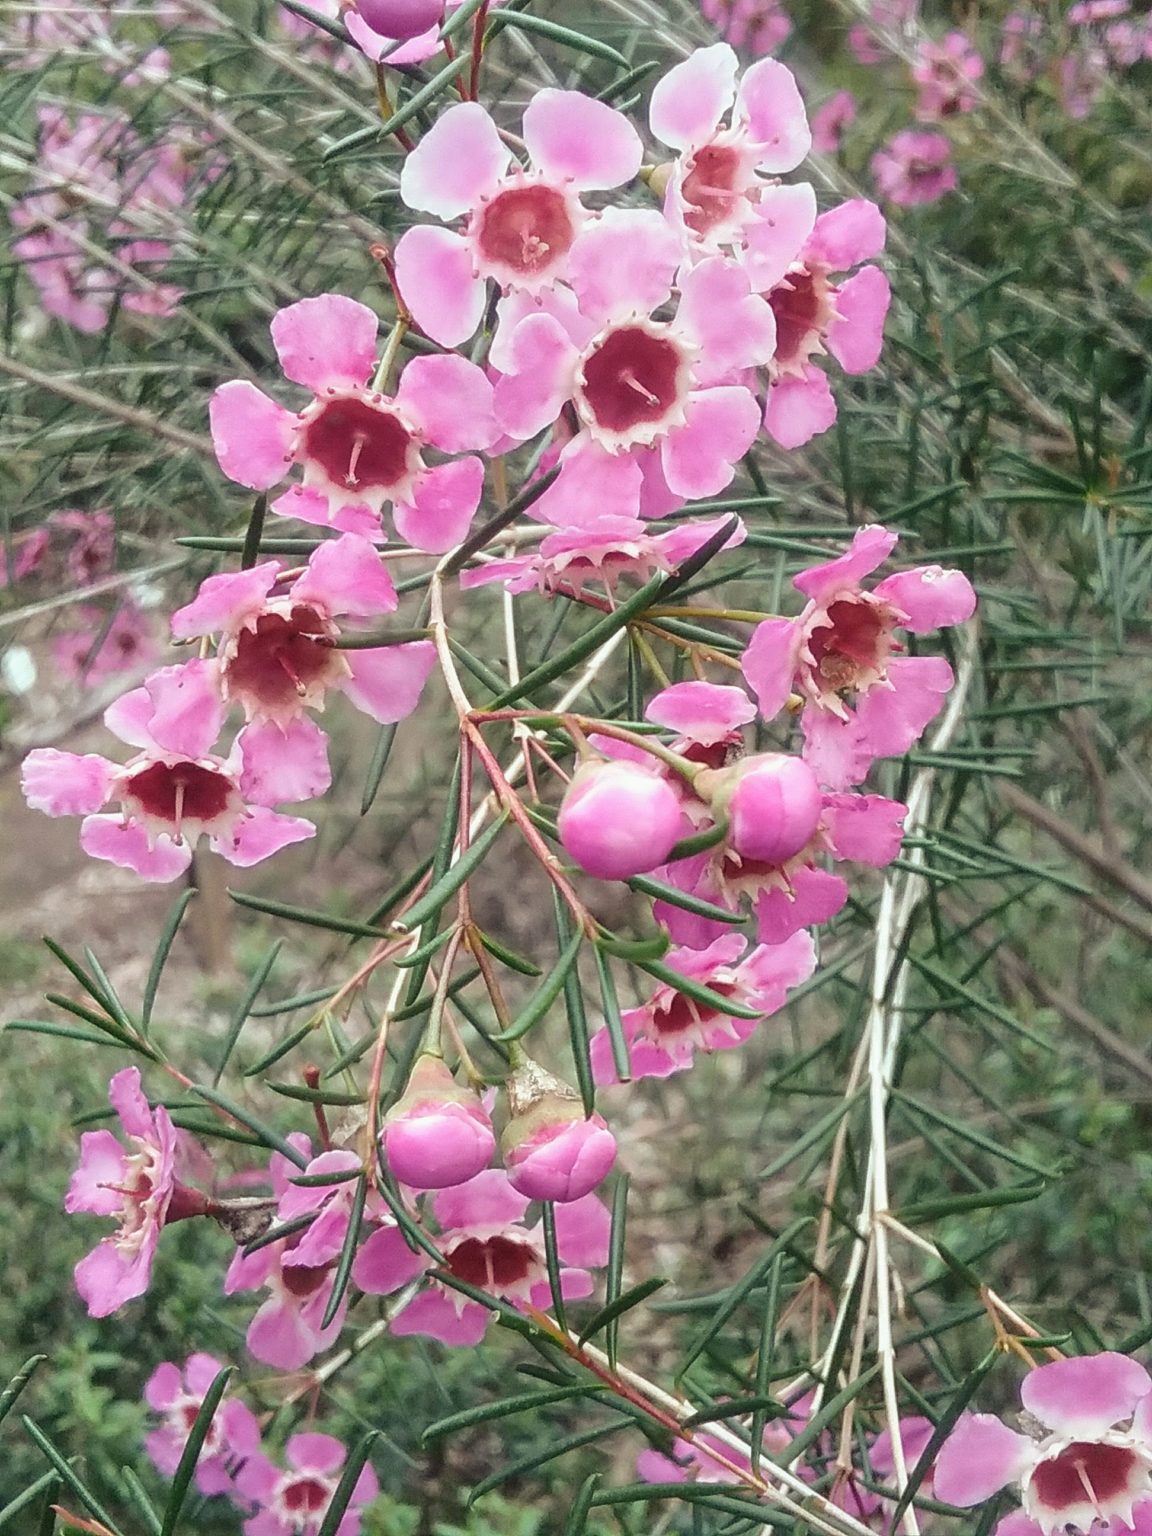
[726,754,823,865]
[500,1058,617,1203]
[558,760,683,881]
[352,0,444,40]
[382,1055,495,1190]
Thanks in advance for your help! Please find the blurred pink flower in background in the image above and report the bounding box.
[872,129,958,206]
[700,0,793,56]
[911,32,985,121]
[811,90,857,154]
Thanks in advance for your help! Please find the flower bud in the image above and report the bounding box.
[726,753,822,865]
[501,1058,616,1202]
[558,760,683,881]
[353,0,444,41]
[382,1054,495,1190]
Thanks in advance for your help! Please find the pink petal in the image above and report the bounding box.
[529,1267,595,1307]
[400,100,509,216]
[340,640,437,725]
[872,565,977,632]
[75,1238,154,1317]
[754,865,847,943]
[533,441,643,527]
[821,793,906,866]
[220,1399,263,1462]
[433,1168,529,1230]
[351,1225,429,1295]
[1020,1353,1152,1439]
[552,1193,611,1268]
[143,659,225,759]
[212,807,315,867]
[800,708,869,790]
[654,514,746,568]
[66,1130,127,1216]
[109,1065,158,1140]
[567,208,682,322]
[739,929,818,1001]
[209,381,295,491]
[271,294,378,393]
[22,748,115,816]
[144,1428,182,1477]
[391,1289,490,1346]
[742,182,818,292]
[278,1150,362,1220]
[934,1415,1032,1507]
[393,457,484,554]
[677,258,777,381]
[661,386,762,499]
[246,1295,324,1371]
[793,524,899,601]
[649,41,739,151]
[233,1449,280,1504]
[826,266,891,374]
[170,563,280,640]
[853,656,954,758]
[394,225,485,348]
[144,1361,182,1411]
[490,285,593,374]
[287,1432,345,1477]
[183,1352,225,1397]
[395,354,496,452]
[492,312,580,441]
[271,485,381,539]
[807,199,887,270]
[79,815,192,882]
[742,617,801,720]
[292,533,397,619]
[523,89,642,189]
[764,368,837,449]
[238,717,331,805]
[645,681,755,743]
[736,58,811,172]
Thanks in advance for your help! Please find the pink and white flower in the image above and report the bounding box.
[741,524,976,788]
[871,130,958,207]
[52,602,159,686]
[911,32,985,121]
[936,1354,1152,1535]
[700,0,793,54]
[22,660,320,882]
[811,91,857,155]
[210,295,497,551]
[170,534,435,728]
[144,1353,262,1496]
[234,1431,379,1536]
[352,1169,610,1345]
[394,91,643,347]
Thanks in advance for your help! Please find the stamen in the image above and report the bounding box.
[172,778,185,844]
[346,430,368,487]
[276,651,308,697]
[620,370,660,406]
[1074,1460,1104,1519]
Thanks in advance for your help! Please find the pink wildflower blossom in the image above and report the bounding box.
[500,1059,618,1202]
[742,525,976,788]
[50,507,115,587]
[394,91,643,347]
[210,295,497,551]
[589,931,815,1082]
[234,1432,380,1536]
[22,660,319,882]
[847,0,919,64]
[170,534,435,728]
[352,0,444,42]
[936,1354,1152,1535]
[52,602,159,687]
[1000,12,1047,81]
[871,130,958,206]
[559,758,687,881]
[700,0,793,56]
[911,32,985,121]
[811,91,857,155]
[382,1054,496,1190]
[353,1170,610,1345]
[144,1353,262,1495]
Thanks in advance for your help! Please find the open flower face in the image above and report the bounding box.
[234,1431,379,1536]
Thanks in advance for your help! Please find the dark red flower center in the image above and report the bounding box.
[579,327,684,437]
[681,144,746,237]
[476,184,575,276]
[282,1476,330,1514]
[280,1260,330,1299]
[227,605,336,709]
[303,397,413,492]
[650,981,736,1038]
[1031,1442,1143,1514]
[807,598,888,691]
[446,1234,536,1292]
[126,760,234,830]
[768,268,828,370]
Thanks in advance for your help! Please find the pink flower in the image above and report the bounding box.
[353,1169,610,1345]
[382,1054,496,1190]
[700,0,793,56]
[1000,12,1047,80]
[847,0,919,63]
[502,1110,618,1203]
[210,295,497,552]
[0,527,50,587]
[741,524,976,788]
[234,1432,379,1536]
[648,43,811,258]
[1067,0,1129,23]
[394,91,643,347]
[721,752,825,864]
[559,759,686,881]
[811,91,857,155]
[911,32,985,121]
[144,1353,262,1496]
[590,931,815,1082]
[1058,49,1108,117]
[170,534,435,728]
[871,130,958,207]
[50,507,115,586]
[65,1067,186,1317]
[352,0,444,42]
[996,1503,1152,1536]
[759,199,891,449]
[52,602,159,686]
[22,659,319,882]
[936,1354,1152,1535]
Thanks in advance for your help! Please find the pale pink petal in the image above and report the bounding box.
[742,182,818,292]
[400,100,509,216]
[523,89,642,189]
[209,381,295,491]
[646,681,755,743]
[826,266,890,374]
[661,387,762,499]
[212,807,315,867]
[193,1458,234,1498]
[492,313,580,441]
[994,1516,1045,1536]
[433,1169,529,1230]
[739,929,818,1001]
[793,524,898,600]
[807,198,887,270]
[143,659,225,759]
[393,458,485,553]
[145,1428,182,1477]
[737,58,811,172]
[183,1353,225,1396]
[278,1150,362,1220]
[754,865,847,942]
[529,1268,595,1307]
[79,815,192,881]
[872,565,977,632]
[1020,1353,1152,1439]
[351,1225,429,1295]
[288,1432,346,1477]
[637,1448,690,1483]
[677,258,777,381]
[391,1289,490,1345]
[649,42,739,151]
[66,1130,127,1215]
[395,354,496,452]
[742,617,801,720]
[532,441,643,527]
[292,534,397,619]
[271,486,381,539]
[271,294,378,393]
[821,793,906,866]
[800,708,868,790]
[655,514,746,567]
[170,563,280,640]
[567,208,681,322]
[853,656,954,758]
[490,285,592,374]
[394,225,485,348]
[238,717,331,805]
[246,1296,322,1371]
[283,1200,347,1271]
[934,1415,1032,1507]
[144,1361,182,1411]
[233,1450,280,1504]
[764,368,837,449]
[75,1238,154,1317]
[339,640,436,725]
[22,749,115,816]
[553,1193,611,1268]
[109,1065,160,1141]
